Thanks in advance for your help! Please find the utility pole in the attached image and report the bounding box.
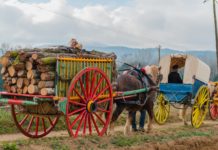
[158,45,161,64]
[213,0,218,72]
[205,0,218,72]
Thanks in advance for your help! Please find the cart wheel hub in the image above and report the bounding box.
[87,100,97,113]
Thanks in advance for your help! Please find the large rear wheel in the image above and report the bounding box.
[191,86,209,128]
[11,105,59,138]
[154,93,170,125]
[66,67,113,138]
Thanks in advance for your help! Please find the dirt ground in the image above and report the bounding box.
[1,107,218,150]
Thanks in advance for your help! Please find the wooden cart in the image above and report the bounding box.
[0,57,150,138]
[154,54,211,128]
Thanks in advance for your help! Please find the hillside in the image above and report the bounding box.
[86,46,217,80]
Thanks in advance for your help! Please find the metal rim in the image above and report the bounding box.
[11,105,59,138]
[66,67,113,138]
[154,93,170,125]
[191,86,209,128]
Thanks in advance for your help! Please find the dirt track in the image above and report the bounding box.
[0,121,199,142]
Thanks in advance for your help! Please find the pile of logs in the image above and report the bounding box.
[0,46,116,96]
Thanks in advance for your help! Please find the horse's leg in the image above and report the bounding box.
[146,100,154,133]
[180,104,188,125]
[124,111,133,136]
[108,103,125,135]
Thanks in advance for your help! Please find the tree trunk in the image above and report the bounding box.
[13,63,25,71]
[38,81,54,88]
[11,85,17,93]
[12,77,17,84]
[213,0,218,72]
[17,78,24,88]
[40,88,54,96]
[28,85,39,94]
[0,56,10,67]
[17,88,23,94]
[23,86,28,94]
[30,78,40,85]
[37,65,55,73]
[23,78,30,86]
[8,66,16,77]
[40,72,55,80]
[17,70,26,77]
[26,61,33,70]
[1,67,6,75]
[37,57,56,65]
[27,70,39,79]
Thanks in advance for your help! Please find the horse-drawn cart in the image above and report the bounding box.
[154,54,211,128]
[0,52,153,138]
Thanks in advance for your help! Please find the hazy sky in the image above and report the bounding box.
[0,0,216,50]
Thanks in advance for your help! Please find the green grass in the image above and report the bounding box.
[2,143,18,150]
[0,108,18,134]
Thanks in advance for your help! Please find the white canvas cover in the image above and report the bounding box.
[159,54,211,84]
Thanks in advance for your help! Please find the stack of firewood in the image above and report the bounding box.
[0,46,116,96]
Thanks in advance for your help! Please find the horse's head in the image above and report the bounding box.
[142,65,162,85]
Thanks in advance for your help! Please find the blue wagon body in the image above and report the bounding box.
[159,79,206,102]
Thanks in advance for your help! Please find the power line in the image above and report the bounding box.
[13,0,191,50]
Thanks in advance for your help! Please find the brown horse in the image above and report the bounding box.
[108,65,162,135]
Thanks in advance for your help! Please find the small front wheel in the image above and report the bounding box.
[191,86,209,128]
[154,93,170,125]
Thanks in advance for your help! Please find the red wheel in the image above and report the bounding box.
[66,67,113,138]
[209,103,218,120]
[11,105,59,138]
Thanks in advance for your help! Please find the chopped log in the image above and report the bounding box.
[11,85,17,93]
[40,88,54,96]
[17,88,23,94]
[17,70,26,77]
[37,57,56,65]
[28,85,39,94]
[32,53,44,60]
[17,78,24,88]
[13,63,25,70]
[23,86,28,94]
[12,77,17,84]
[8,66,16,77]
[0,56,10,67]
[29,57,34,63]
[23,78,29,86]
[38,81,54,88]
[37,65,55,73]
[30,78,40,85]
[1,67,6,75]
[25,61,33,71]
[3,73,9,78]
[3,83,11,92]
[27,70,39,79]
[40,72,55,80]
[19,52,32,62]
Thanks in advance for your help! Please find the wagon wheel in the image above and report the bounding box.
[191,86,209,128]
[11,105,59,138]
[209,102,218,120]
[154,93,170,125]
[66,67,113,138]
